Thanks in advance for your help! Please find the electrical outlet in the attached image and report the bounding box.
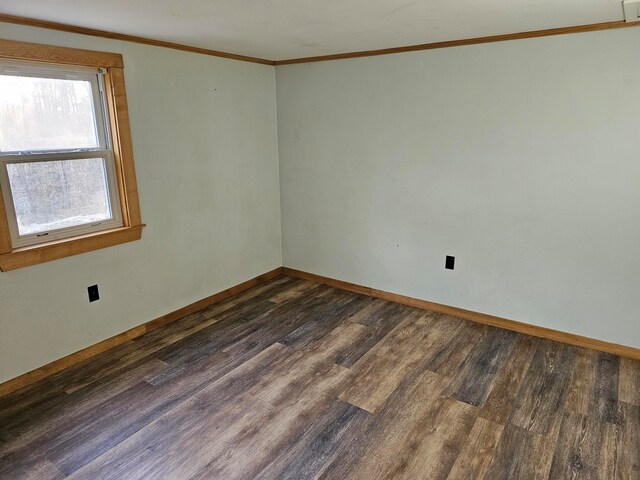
[88,284,100,302]
[445,256,455,270]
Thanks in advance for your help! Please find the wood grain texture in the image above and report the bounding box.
[590,352,623,424]
[0,37,123,67]
[565,347,597,416]
[274,21,640,65]
[479,335,539,425]
[337,300,409,367]
[279,289,373,350]
[1,275,638,479]
[320,368,455,479]
[616,402,640,479]
[419,317,485,377]
[447,417,504,480]
[338,310,439,412]
[380,396,477,480]
[255,400,371,479]
[0,224,144,271]
[445,327,519,407]
[619,357,640,406]
[282,268,640,360]
[104,67,142,227]
[0,181,12,254]
[509,340,577,435]
[484,422,561,480]
[0,14,274,65]
[548,411,618,479]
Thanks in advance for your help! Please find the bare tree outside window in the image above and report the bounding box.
[0,75,99,151]
[7,158,111,235]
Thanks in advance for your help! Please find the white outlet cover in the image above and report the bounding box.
[623,0,640,22]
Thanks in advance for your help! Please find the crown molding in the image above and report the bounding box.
[0,13,274,65]
[1,14,639,70]
[274,20,640,65]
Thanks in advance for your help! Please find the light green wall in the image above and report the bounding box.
[276,27,640,349]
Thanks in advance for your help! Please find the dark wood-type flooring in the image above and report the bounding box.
[1,275,639,479]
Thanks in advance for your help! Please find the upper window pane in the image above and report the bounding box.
[0,73,100,152]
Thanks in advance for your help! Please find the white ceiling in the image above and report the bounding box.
[0,0,626,61]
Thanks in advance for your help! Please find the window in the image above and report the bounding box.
[0,62,122,246]
[0,39,143,271]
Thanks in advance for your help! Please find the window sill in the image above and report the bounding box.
[0,224,145,272]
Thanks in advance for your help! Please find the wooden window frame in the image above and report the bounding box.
[0,39,144,271]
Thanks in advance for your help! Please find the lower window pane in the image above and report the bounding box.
[6,158,113,236]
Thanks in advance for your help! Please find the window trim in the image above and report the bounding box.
[0,39,144,271]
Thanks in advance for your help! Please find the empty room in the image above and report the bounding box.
[0,0,639,478]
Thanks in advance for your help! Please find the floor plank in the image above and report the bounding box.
[619,357,640,406]
[447,417,504,480]
[484,422,561,479]
[338,310,441,412]
[508,340,577,435]
[320,367,455,479]
[255,400,371,480]
[479,334,539,425]
[336,300,410,367]
[548,410,618,479]
[420,318,485,377]
[0,358,167,459]
[565,347,597,416]
[445,327,519,407]
[615,401,640,480]
[590,352,623,424]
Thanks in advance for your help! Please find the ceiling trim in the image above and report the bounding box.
[0,13,275,65]
[274,20,640,65]
[1,13,639,67]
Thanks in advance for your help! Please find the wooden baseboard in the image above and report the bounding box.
[282,267,640,361]
[0,267,284,397]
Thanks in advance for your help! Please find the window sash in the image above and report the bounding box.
[0,150,124,248]
[0,61,110,154]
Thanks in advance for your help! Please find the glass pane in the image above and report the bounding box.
[0,74,100,152]
[6,158,113,236]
